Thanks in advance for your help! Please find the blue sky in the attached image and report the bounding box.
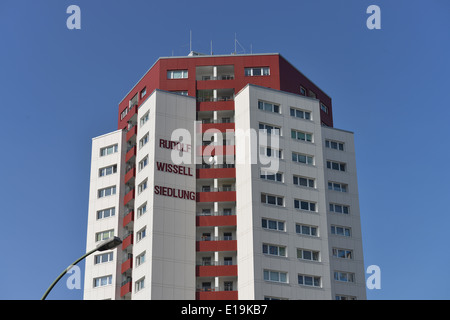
[1,0,449,300]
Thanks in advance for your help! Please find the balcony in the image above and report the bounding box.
[196,214,236,227]
[126,125,137,142]
[123,210,134,228]
[196,190,236,203]
[196,239,237,252]
[197,100,234,112]
[120,279,132,297]
[196,289,238,300]
[124,167,136,184]
[125,146,136,163]
[196,264,237,277]
[197,166,235,179]
[121,256,133,274]
[123,189,135,206]
[122,233,133,250]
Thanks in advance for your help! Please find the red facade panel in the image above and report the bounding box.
[197,100,234,112]
[124,168,135,184]
[196,191,236,203]
[196,290,238,300]
[122,234,133,250]
[196,168,235,179]
[121,257,133,274]
[196,215,237,227]
[123,189,135,205]
[196,265,238,277]
[120,281,132,297]
[123,210,134,227]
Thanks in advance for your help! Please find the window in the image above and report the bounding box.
[263,244,287,257]
[290,107,311,120]
[328,182,348,193]
[94,275,112,288]
[224,281,233,291]
[334,271,355,283]
[95,229,114,242]
[298,274,321,287]
[262,218,285,232]
[97,207,115,220]
[138,179,148,194]
[326,160,346,172]
[98,186,116,198]
[259,123,281,136]
[120,107,128,120]
[297,249,320,261]
[260,146,283,159]
[331,225,351,237]
[167,70,188,79]
[138,155,149,171]
[137,202,147,218]
[325,139,344,151]
[292,152,314,165]
[140,112,149,127]
[300,86,306,96]
[329,203,350,214]
[224,257,233,265]
[293,175,315,188]
[245,67,270,76]
[263,270,287,283]
[137,227,147,242]
[260,169,283,182]
[320,103,329,114]
[140,87,147,99]
[258,100,280,113]
[99,164,117,177]
[261,193,284,207]
[136,251,146,267]
[139,133,149,149]
[295,224,318,237]
[135,277,145,292]
[94,252,113,265]
[332,248,353,260]
[291,129,313,142]
[308,90,316,99]
[294,199,316,212]
[100,144,118,157]
[336,295,357,300]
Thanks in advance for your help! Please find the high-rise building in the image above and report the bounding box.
[83,52,366,300]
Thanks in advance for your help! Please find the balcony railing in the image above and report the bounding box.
[197,164,235,169]
[197,96,234,102]
[197,235,234,241]
[198,75,235,81]
[198,186,236,192]
[199,118,234,124]
[196,211,235,216]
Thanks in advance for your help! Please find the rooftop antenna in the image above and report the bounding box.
[234,33,245,54]
[190,30,192,53]
[210,40,213,55]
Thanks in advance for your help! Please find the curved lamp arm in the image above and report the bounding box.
[41,237,122,300]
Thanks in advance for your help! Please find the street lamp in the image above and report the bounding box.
[41,236,122,300]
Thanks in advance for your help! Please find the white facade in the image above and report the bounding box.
[235,84,365,300]
[84,85,365,300]
[83,129,125,300]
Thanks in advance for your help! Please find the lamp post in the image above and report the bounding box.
[41,236,122,300]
